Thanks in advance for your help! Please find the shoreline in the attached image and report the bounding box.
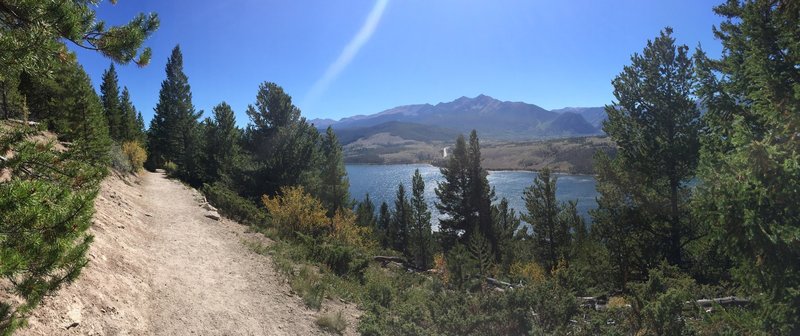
[344,162,596,176]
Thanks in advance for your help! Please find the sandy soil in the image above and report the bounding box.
[20,171,358,335]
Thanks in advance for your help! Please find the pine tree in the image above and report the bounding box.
[694,1,800,332]
[135,112,147,144]
[242,82,319,198]
[492,197,520,273]
[119,87,140,142]
[435,130,494,251]
[203,102,240,182]
[0,1,159,77]
[390,183,411,254]
[409,169,433,270]
[147,45,201,174]
[592,28,700,272]
[521,169,574,273]
[319,126,351,217]
[355,194,377,228]
[377,201,392,248]
[100,63,123,141]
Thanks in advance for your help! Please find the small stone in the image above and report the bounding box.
[205,211,221,221]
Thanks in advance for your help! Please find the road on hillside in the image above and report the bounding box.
[20,171,354,335]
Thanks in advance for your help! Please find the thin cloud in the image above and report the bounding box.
[304,0,389,106]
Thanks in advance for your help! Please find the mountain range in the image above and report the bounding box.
[311,95,606,143]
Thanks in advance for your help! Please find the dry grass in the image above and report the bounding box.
[316,310,347,334]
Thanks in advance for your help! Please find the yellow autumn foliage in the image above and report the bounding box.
[330,208,375,249]
[121,141,147,172]
[262,186,329,238]
[509,260,546,285]
[433,253,449,285]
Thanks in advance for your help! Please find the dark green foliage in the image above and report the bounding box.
[16,54,110,150]
[0,125,107,334]
[0,0,159,77]
[376,201,391,247]
[388,184,411,254]
[119,87,142,143]
[521,168,580,273]
[693,1,800,332]
[491,198,521,274]
[100,64,123,141]
[592,29,701,289]
[241,82,319,199]
[146,45,202,184]
[202,102,241,183]
[467,232,494,277]
[318,126,351,216]
[201,182,267,226]
[354,194,377,228]
[408,169,433,270]
[435,131,494,252]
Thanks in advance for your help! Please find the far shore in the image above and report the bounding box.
[344,161,597,176]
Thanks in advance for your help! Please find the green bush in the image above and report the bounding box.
[163,161,178,175]
[309,239,369,277]
[0,129,105,333]
[109,143,133,173]
[202,182,268,226]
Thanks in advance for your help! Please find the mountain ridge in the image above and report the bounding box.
[311,95,605,140]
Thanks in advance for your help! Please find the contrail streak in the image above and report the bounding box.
[304,0,389,106]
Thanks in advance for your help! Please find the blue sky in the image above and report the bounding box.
[72,0,725,125]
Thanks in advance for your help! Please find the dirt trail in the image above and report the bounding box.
[21,171,356,335]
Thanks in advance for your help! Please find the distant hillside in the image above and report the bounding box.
[312,95,605,140]
[550,107,607,128]
[331,121,461,145]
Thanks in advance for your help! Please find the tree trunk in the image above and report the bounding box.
[668,177,682,266]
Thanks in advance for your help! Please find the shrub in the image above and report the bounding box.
[109,143,133,173]
[316,311,347,334]
[121,141,146,172]
[262,186,329,239]
[202,182,267,226]
[292,265,326,310]
[311,240,370,277]
[330,209,374,250]
[163,161,178,175]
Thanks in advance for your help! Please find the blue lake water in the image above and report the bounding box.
[346,164,598,226]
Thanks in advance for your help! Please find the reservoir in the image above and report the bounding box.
[346,164,598,226]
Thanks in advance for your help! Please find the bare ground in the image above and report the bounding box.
[20,171,359,335]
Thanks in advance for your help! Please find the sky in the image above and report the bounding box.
[72,0,726,125]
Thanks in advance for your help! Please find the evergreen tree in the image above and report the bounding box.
[377,201,392,248]
[100,63,123,141]
[242,82,318,198]
[17,53,110,150]
[694,1,800,332]
[355,194,377,228]
[492,197,520,273]
[135,112,147,144]
[147,45,201,175]
[203,102,240,182]
[435,130,494,251]
[0,1,159,77]
[390,183,411,254]
[466,130,496,250]
[119,87,141,142]
[592,28,700,274]
[409,169,433,270]
[521,169,574,273]
[319,126,351,217]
